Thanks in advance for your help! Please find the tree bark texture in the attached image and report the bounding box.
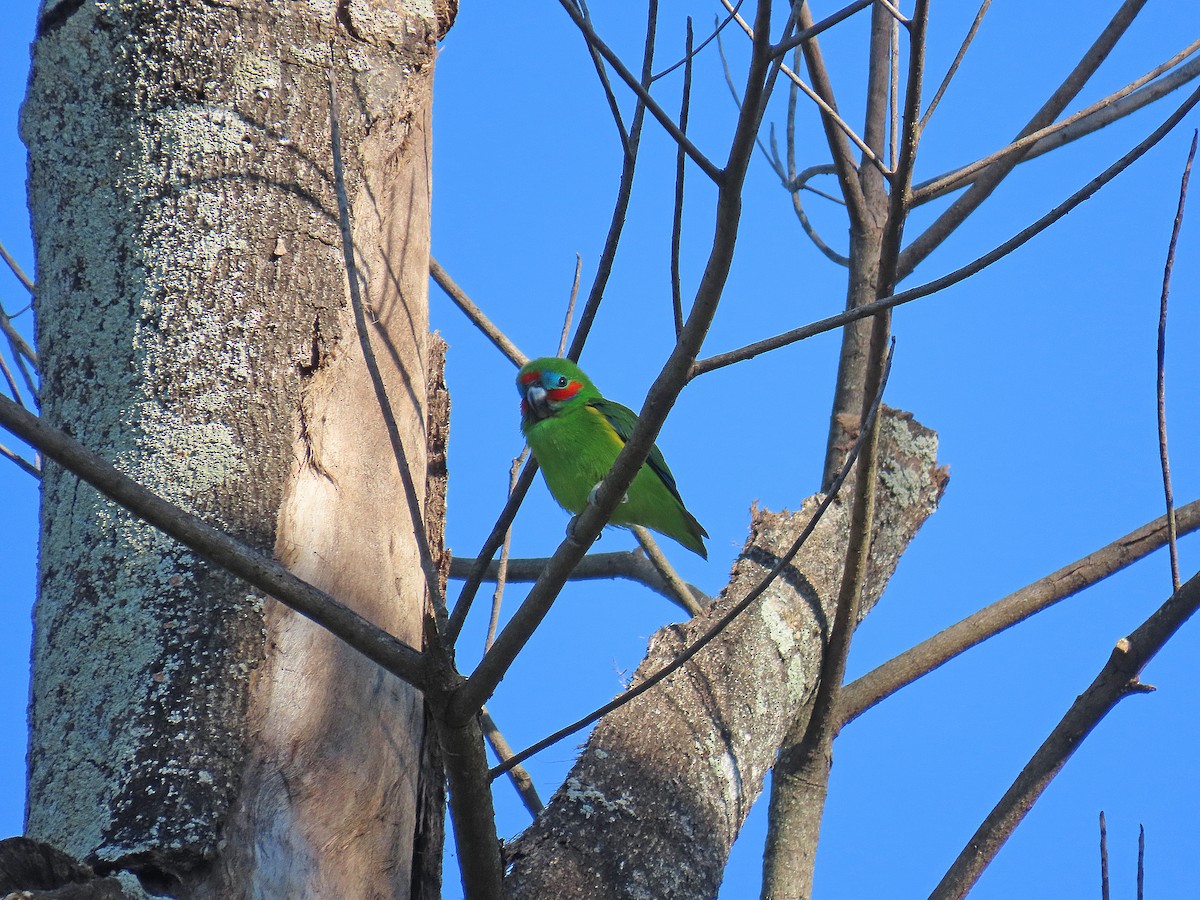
[22,1,447,895]
[505,409,947,899]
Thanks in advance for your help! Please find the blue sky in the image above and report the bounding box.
[1,2,1199,898]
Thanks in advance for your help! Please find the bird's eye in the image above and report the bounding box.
[556,375,568,388]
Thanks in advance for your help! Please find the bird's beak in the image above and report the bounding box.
[524,384,551,420]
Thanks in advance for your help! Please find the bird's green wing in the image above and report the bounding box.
[587,397,685,504]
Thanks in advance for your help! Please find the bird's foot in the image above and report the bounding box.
[566,515,602,548]
[587,482,629,506]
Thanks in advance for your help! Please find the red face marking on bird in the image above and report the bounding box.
[546,379,582,402]
[519,367,585,421]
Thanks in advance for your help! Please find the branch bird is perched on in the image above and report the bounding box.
[517,357,708,559]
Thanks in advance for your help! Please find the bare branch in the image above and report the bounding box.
[889,15,899,170]
[430,256,527,367]
[787,164,851,265]
[1157,131,1194,594]
[631,526,704,616]
[770,0,873,59]
[840,498,1200,725]
[0,241,34,298]
[558,255,582,358]
[919,0,991,133]
[486,454,527,653]
[717,17,781,182]
[930,569,1200,900]
[1101,812,1111,900]
[913,45,1200,206]
[446,459,539,643]
[672,18,693,340]
[0,348,25,408]
[448,549,710,614]
[568,2,660,362]
[0,242,39,402]
[556,0,722,183]
[723,0,890,177]
[651,0,746,82]
[1138,825,1146,900]
[0,392,427,688]
[481,706,543,817]
[691,81,1200,379]
[576,0,631,151]
[899,0,1150,279]
[433,712,504,900]
[0,442,39,479]
[874,0,909,26]
[790,1,868,223]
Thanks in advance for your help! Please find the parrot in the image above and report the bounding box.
[517,356,708,559]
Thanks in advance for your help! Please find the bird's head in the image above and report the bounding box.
[517,357,597,424]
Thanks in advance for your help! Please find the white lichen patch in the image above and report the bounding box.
[123,406,242,504]
[564,776,636,820]
[758,590,811,708]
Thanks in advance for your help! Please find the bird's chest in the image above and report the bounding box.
[526,409,625,511]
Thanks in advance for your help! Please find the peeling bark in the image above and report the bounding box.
[505,409,946,899]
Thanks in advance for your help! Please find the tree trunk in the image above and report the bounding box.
[506,409,947,899]
[22,1,450,895]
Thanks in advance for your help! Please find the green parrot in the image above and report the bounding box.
[517,356,708,559]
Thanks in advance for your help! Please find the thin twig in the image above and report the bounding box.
[567,1,660,361]
[889,14,899,170]
[791,0,867,224]
[486,453,527,652]
[899,0,1150,279]
[671,18,693,340]
[717,19,782,181]
[447,459,539,643]
[691,81,1200,379]
[0,350,24,408]
[481,706,543,816]
[723,0,892,177]
[448,549,709,614]
[0,442,40,479]
[490,342,894,780]
[430,257,527,367]
[874,0,909,25]
[651,0,745,82]
[631,526,703,616]
[0,392,427,686]
[327,58,446,620]
[0,242,34,297]
[771,0,873,59]
[918,0,991,132]
[1138,825,1145,900]
[557,0,722,183]
[839,498,1200,725]
[930,570,1200,900]
[1100,811,1111,900]
[559,256,582,358]
[0,263,39,402]
[912,42,1200,206]
[0,300,38,386]
[1156,130,1194,594]
[787,164,851,266]
[576,0,631,151]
